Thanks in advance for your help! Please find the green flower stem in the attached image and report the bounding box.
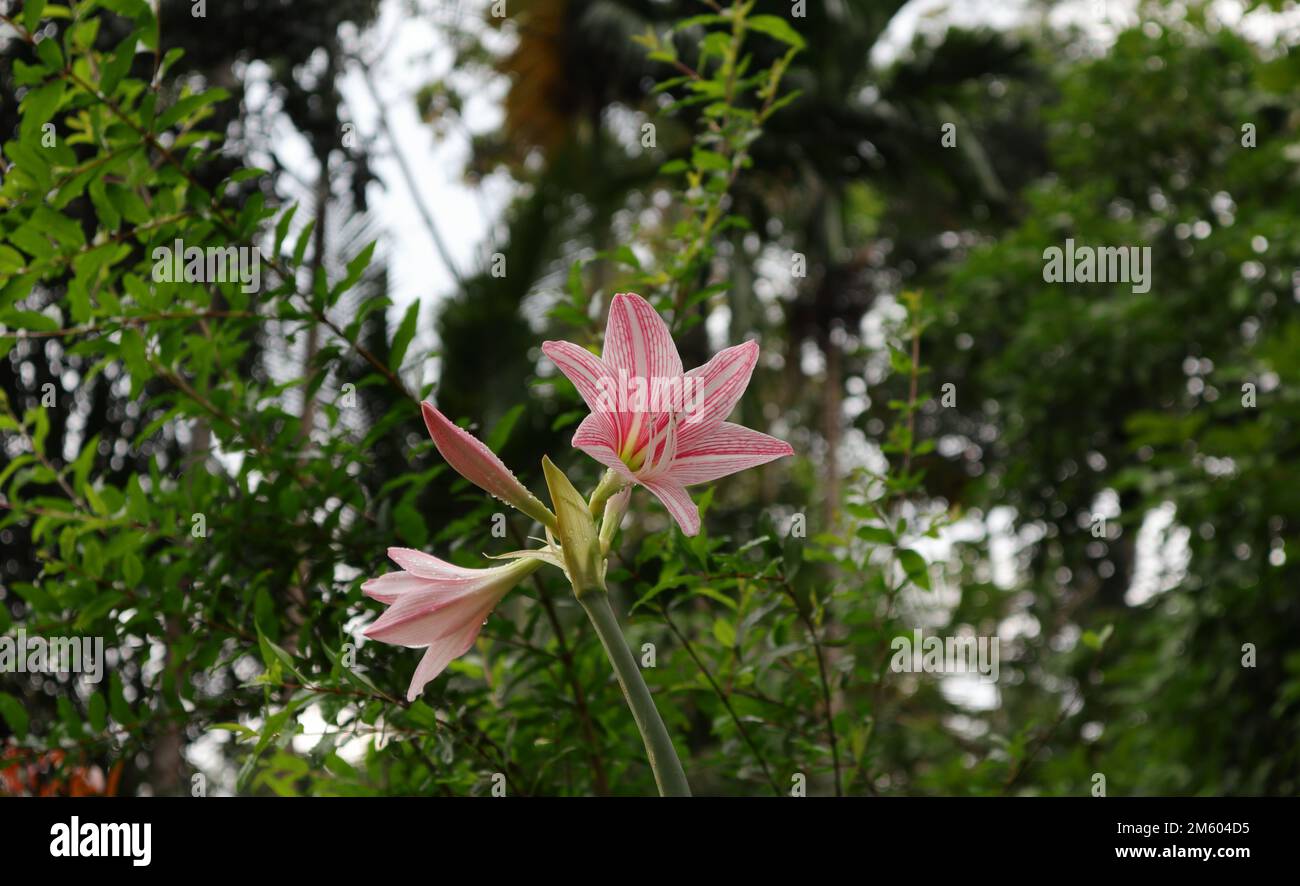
[578,589,692,797]
[587,468,625,517]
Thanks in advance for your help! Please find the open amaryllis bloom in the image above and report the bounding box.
[363,548,542,701]
[542,292,793,535]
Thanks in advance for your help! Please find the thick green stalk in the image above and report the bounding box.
[578,590,692,797]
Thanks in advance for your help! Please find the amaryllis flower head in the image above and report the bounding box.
[364,297,790,702]
[363,548,542,701]
[542,293,792,535]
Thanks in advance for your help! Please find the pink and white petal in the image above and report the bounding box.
[405,621,482,702]
[677,340,759,446]
[667,422,794,486]
[421,403,550,523]
[363,585,491,647]
[640,477,701,537]
[634,411,679,482]
[541,340,617,418]
[387,547,484,581]
[572,414,639,483]
[361,571,435,604]
[603,293,683,382]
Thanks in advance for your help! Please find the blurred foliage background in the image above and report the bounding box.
[0,0,1297,796]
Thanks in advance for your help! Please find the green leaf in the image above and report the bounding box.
[83,538,105,579]
[28,412,52,464]
[0,246,25,275]
[336,240,377,298]
[19,80,65,142]
[856,526,894,545]
[68,17,102,53]
[566,260,586,308]
[273,204,298,254]
[122,551,144,586]
[292,220,315,265]
[88,178,121,231]
[158,47,185,79]
[35,36,64,70]
[1082,624,1115,651]
[109,673,133,725]
[1,310,59,333]
[100,0,153,20]
[550,409,585,431]
[58,697,84,738]
[257,627,304,681]
[394,500,428,547]
[88,693,108,733]
[692,148,730,172]
[611,244,640,269]
[5,140,51,192]
[746,14,806,50]
[897,548,931,591]
[0,692,28,739]
[106,183,149,225]
[388,300,420,371]
[486,404,525,454]
[673,14,724,31]
[100,34,139,96]
[22,0,47,33]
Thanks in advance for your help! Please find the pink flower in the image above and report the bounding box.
[362,406,553,700]
[363,548,542,701]
[542,292,792,536]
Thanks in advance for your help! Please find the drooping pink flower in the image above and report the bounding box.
[363,548,542,701]
[542,292,792,535]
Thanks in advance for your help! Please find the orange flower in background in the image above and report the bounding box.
[0,748,123,797]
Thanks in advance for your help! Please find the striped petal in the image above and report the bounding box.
[364,549,513,604]
[387,547,487,581]
[363,557,542,646]
[364,584,494,647]
[406,621,484,701]
[540,340,617,418]
[422,402,557,529]
[360,571,437,605]
[663,422,794,486]
[677,340,759,447]
[572,413,638,483]
[603,292,683,383]
[640,477,701,536]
